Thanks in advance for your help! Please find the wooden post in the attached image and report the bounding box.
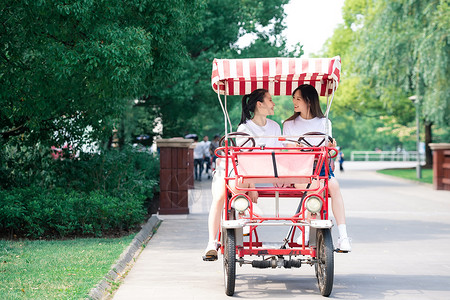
[429,143,450,191]
[157,138,194,214]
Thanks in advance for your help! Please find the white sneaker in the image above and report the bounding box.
[203,241,218,261]
[296,227,310,245]
[337,237,352,252]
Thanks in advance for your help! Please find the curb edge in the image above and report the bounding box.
[87,215,162,299]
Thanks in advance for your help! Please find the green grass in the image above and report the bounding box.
[0,234,135,299]
[377,168,433,184]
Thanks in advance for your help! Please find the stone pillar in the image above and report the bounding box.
[157,138,194,214]
[429,143,450,191]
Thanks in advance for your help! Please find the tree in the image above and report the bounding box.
[319,0,449,159]
[129,0,295,140]
[1,0,299,158]
[319,0,397,151]
[354,0,450,164]
[0,0,203,148]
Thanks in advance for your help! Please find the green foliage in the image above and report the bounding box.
[0,146,159,238]
[0,0,203,145]
[318,0,449,152]
[0,1,296,239]
[130,0,295,140]
[0,142,50,189]
[1,0,295,149]
[342,0,370,27]
[377,168,433,184]
[0,187,145,238]
[48,148,160,199]
[354,0,449,126]
[0,145,159,197]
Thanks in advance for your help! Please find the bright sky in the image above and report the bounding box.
[283,0,345,57]
[235,0,345,56]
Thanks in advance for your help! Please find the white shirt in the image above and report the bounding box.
[283,115,332,147]
[193,142,204,159]
[236,119,283,148]
[203,140,211,157]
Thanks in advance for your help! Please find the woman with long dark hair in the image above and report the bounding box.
[204,89,282,260]
[237,88,282,147]
[283,84,351,252]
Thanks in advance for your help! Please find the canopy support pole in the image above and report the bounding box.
[225,94,232,134]
[324,81,336,137]
[216,85,233,137]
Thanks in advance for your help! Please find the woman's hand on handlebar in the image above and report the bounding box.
[248,188,258,203]
[328,139,337,148]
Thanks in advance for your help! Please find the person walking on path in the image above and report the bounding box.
[202,135,212,179]
[338,147,345,172]
[193,136,204,181]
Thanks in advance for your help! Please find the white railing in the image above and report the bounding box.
[350,151,425,162]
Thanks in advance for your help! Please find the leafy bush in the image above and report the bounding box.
[0,146,159,238]
[49,147,159,198]
[0,187,145,238]
[1,145,159,197]
[0,142,51,189]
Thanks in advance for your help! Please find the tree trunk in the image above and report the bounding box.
[424,122,433,168]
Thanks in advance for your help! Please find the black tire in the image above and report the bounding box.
[315,229,334,297]
[223,229,236,296]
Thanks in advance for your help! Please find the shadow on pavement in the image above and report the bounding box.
[332,273,450,299]
[234,274,319,299]
[231,273,450,299]
[347,217,450,243]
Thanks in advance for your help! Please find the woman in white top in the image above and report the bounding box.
[283,84,351,252]
[236,93,282,148]
[204,89,282,260]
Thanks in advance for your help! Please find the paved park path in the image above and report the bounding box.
[113,162,450,299]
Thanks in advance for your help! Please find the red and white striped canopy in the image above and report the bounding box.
[211,56,341,97]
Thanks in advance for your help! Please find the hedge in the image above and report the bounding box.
[0,187,145,238]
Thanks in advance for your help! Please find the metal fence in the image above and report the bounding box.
[350,151,425,162]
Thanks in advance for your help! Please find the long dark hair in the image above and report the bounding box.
[239,89,268,125]
[283,84,324,124]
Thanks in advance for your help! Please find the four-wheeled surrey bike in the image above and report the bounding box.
[209,56,346,297]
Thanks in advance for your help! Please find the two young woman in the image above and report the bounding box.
[204,85,351,260]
